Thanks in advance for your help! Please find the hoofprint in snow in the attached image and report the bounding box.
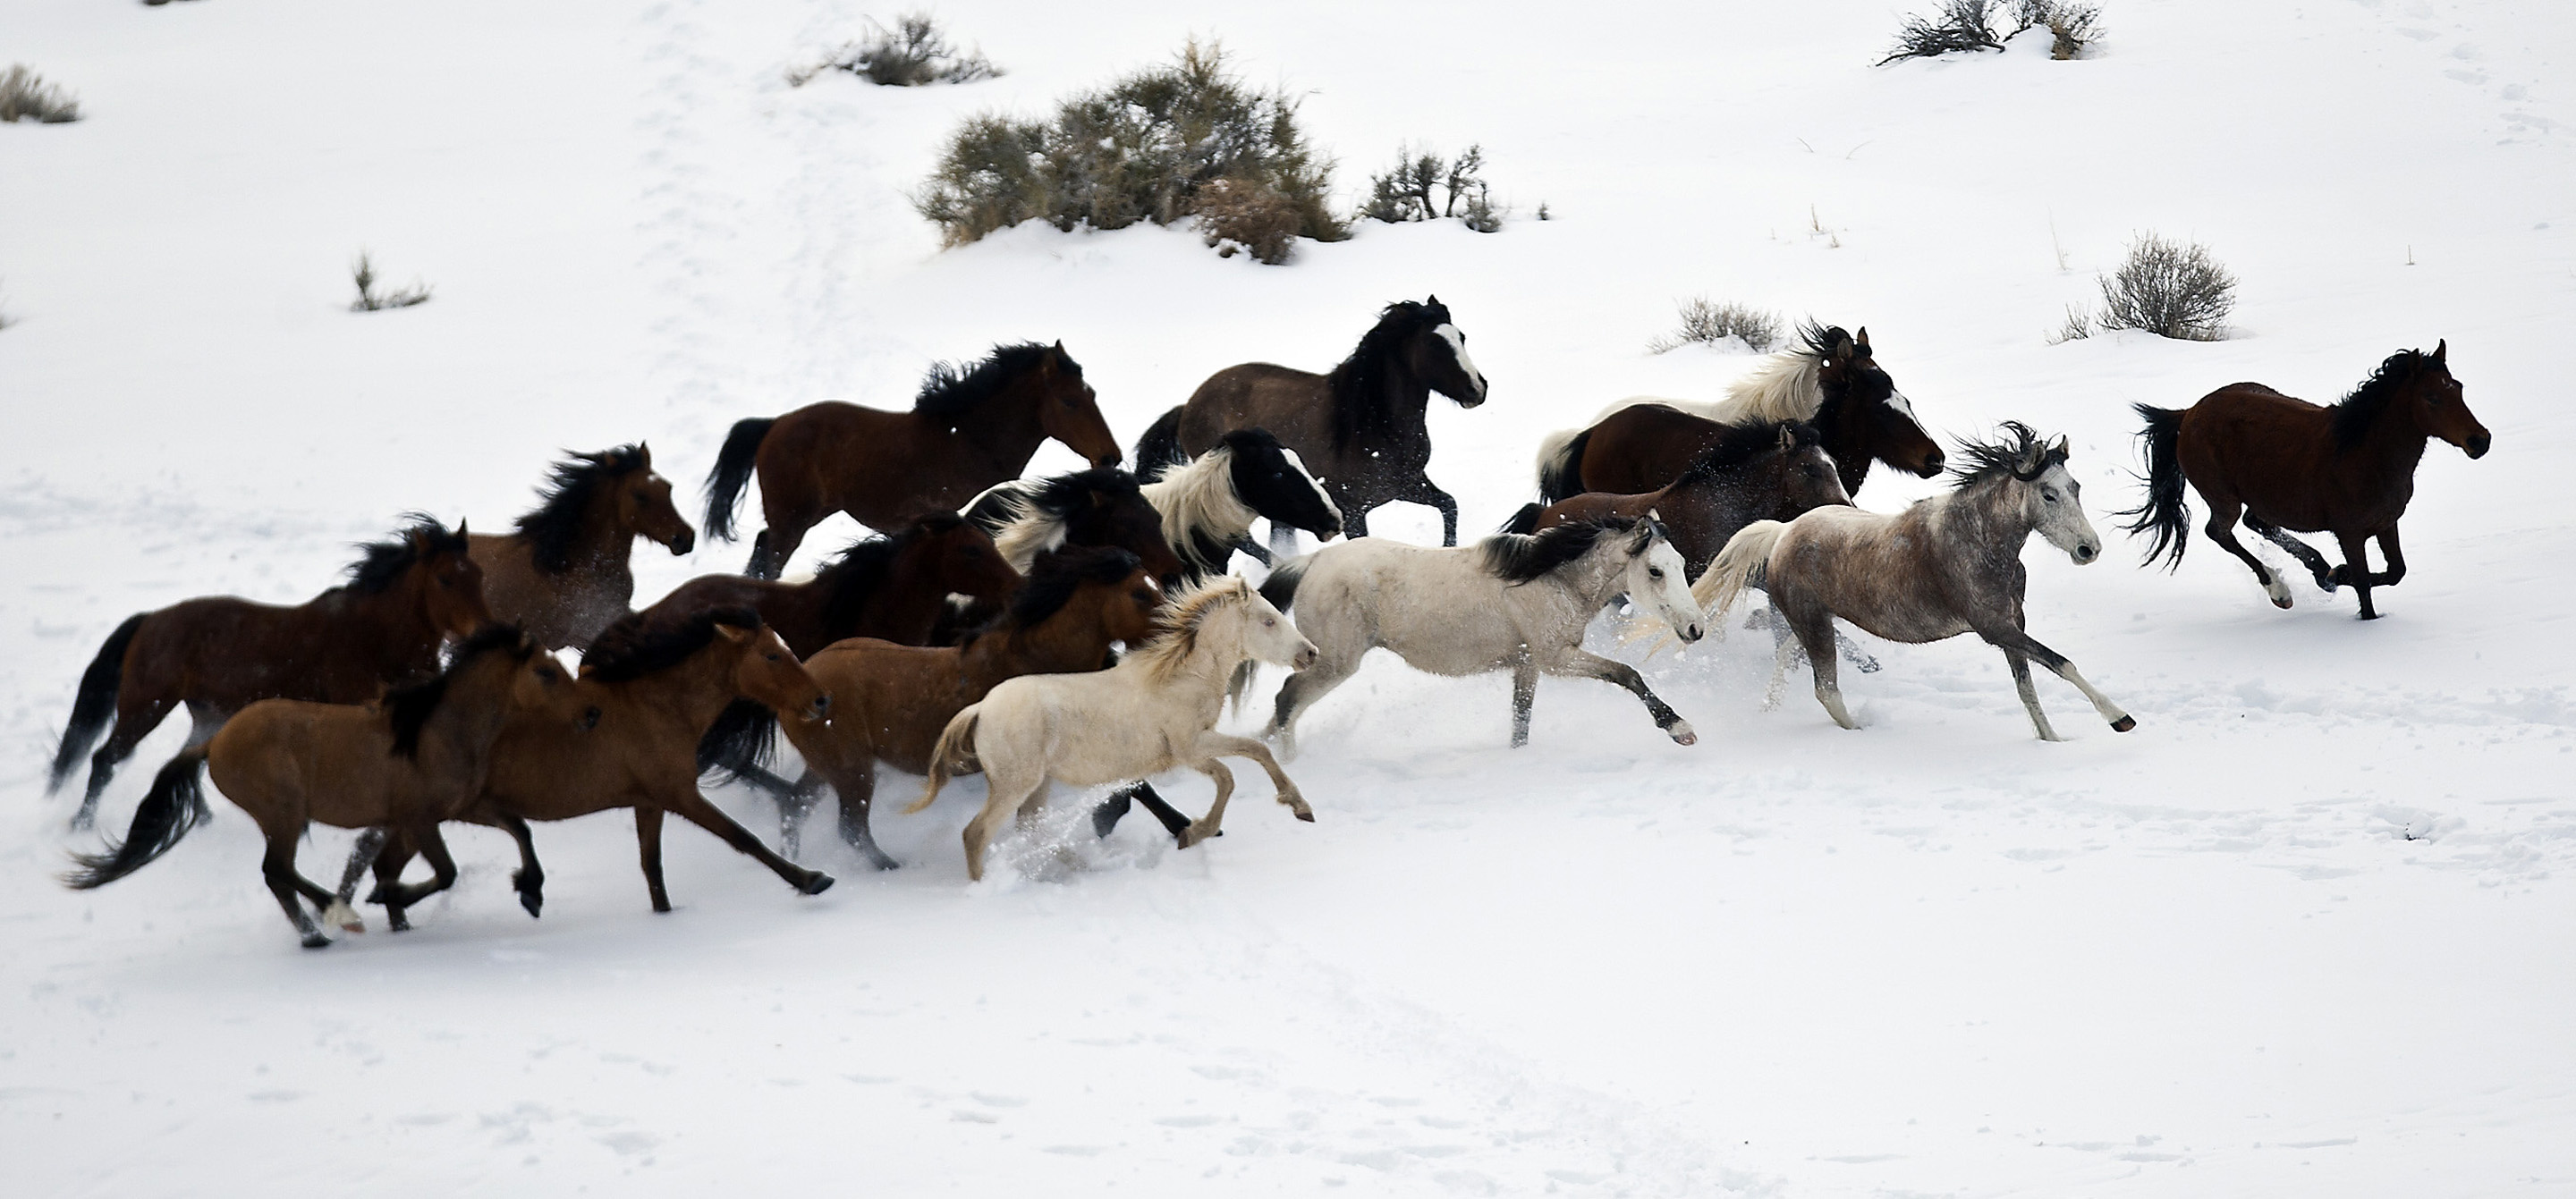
[4,0,2572,1196]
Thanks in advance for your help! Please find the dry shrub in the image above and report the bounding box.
[2046,304,2093,344]
[2012,0,2102,58]
[1883,0,2101,63]
[1648,298,1783,354]
[350,251,433,312]
[2094,233,2233,341]
[1,65,82,123]
[1196,176,1303,265]
[1361,143,1502,232]
[793,14,998,88]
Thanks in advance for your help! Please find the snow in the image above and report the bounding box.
[4,0,2572,1194]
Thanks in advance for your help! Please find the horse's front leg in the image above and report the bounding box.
[494,811,546,917]
[2244,512,2336,591]
[1535,646,1696,746]
[1233,535,1275,567]
[1510,648,1538,748]
[1269,520,1304,560]
[2373,525,2406,587]
[1193,730,1310,825]
[2333,531,2381,620]
[1178,759,1236,850]
[1402,476,1461,546]
[1979,623,2135,732]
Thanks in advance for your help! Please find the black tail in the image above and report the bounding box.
[2116,403,2190,570]
[1499,502,1545,536]
[1134,407,1187,481]
[49,612,146,794]
[1538,428,1592,502]
[696,699,781,787]
[702,417,775,543]
[1258,555,1310,612]
[63,748,208,890]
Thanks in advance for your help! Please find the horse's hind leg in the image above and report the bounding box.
[2200,496,2292,609]
[73,692,177,829]
[658,788,836,897]
[1780,602,1856,730]
[2373,526,2407,587]
[1179,760,1238,849]
[634,807,673,912]
[826,765,900,872]
[963,771,1046,882]
[258,832,332,949]
[1402,477,1462,547]
[2243,512,2336,591]
[1089,782,1193,843]
[1268,657,1358,761]
[1510,650,1538,747]
[376,823,462,910]
[2334,530,2382,620]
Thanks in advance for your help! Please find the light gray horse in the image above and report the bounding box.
[1260,516,1706,752]
[1694,423,2136,741]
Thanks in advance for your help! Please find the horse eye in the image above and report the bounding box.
[1648,568,1665,579]
[766,652,782,662]
[1263,617,1277,628]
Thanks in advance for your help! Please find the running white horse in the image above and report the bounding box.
[1260,515,1706,752]
[905,576,1318,881]
[1693,423,2137,741]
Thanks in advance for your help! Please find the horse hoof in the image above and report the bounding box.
[301,933,331,950]
[798,873,835,896]
[1666,722,1698,747]
[324,900,365,934]
[869,856,901,872]
[1293,810,1315,823]
[2271,595,2293,610]
[2111,715,2137,733]
[518,891,543,919]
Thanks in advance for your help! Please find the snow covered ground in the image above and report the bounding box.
[4,0,2572,1194]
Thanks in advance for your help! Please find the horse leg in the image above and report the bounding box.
[635,807,673,912]
[1180,759,1237,849]
[335,827,387,904]
[1268,521,1302,559]
[1764,610,1801,712]
[778,767,821,862]
[2200,497,2292,609]
[1402,477,1462,547]
[259,831,333,950]
[2004,648,2063,742]
[1191,730,1310,840]
[1977,622,2135,732]
[2334,531,2381,620]
[74,692,176,830]
[827,764,900,872]
[1777,599,1856,730]
[2243,512,2336,591]
[1267,657,1356,761]
[1534,646,1697,746]
[1510,649,1538,748]
[495,812,545,917]
[2372,525,2406,587]
[1233,535,1275,567]
[657,789,835,897]
[1090,782,1193,843]
[751,518,816,581]
[377,823,462,909]
[963,769,1046,883]
[1831,625,1881,674]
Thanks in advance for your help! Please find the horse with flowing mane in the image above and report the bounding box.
[973,430,1343,585]
[1504,420,1849,575]
[471,444,695,650]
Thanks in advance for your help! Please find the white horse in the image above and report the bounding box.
[1693,423,2136,741]
[1260,516,1706,752]
[905,576,1318,881]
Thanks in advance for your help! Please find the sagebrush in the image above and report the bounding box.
[1648,298,1783,354]
[349,251,434,312]
[1360,144,1503,232]
[1881,0,2099,63]
[2093,233,2234,341]
[792,14,998,87]
[914,41,1342,262]
[1,65,82,124]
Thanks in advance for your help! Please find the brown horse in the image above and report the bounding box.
[50,517,491,830]
[774,546,1165,866]
[1537,325,1944,502]
[471,444,696,651]
[640,514,1021,658]
[1136,298,1487,545]
[2121,342,2490,620]
[1504,421,1852,576]
[64,627,585,949]
[705,342,1122,578]
[353,607,835,926]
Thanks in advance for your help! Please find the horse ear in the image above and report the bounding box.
[1835,333,1856,361]
[454,519,469,540]
[1426,293,1440,306]
[2433,339,2447,364]
[637,441,652,463]
[2051,435,2071,459]
[1854,326,1871,350]
[713,622,751,644]
[1777,424,1796,452]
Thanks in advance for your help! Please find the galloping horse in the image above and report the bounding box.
[642,514,1021,657]
[2119,342,2489,620]
[1137,298,1487,545]
[1535,324,1944,502]
[50,517,490,829]
[1694,423,2135,740]
[705,342,1121,578]
[472,444,695,650]
[1504,421,1850,575]
[974,430,1343,584]
[962,467,1189,587]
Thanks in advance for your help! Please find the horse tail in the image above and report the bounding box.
[48,612,146,794]
[2117,403,2190,570]
[1536,426,1591,502]
[904,705,981,815]
[1498,502,1545,536]
[702,416,775,543]
[1133,407,1187,481]
[694,699,780,787]
[62,747,209,890]
[1692,520,1786,616]
[1258,554,1311,613]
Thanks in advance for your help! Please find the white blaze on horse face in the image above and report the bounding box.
[1886,389,1921,426]
[1434,325,1487,399]
[1628,534,1704,643]
[2029,462,2102,565]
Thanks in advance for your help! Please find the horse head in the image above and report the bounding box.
[1032,342,1124,469]
[716,620,831,724]
[1402,295,1488,408]
[1625,513,1703,645]
[1224,429,1343,539]
[613,443,698,556]
[2007,427,2099,565]
[1234,583,1318,670]
[413,518,496,640]
[1766,421,1853,518]
[2409,341,2490,459]
[1821,326,1944,478]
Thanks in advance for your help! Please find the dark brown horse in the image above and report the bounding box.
[775,546,1165,866]
[1537,325,1944,502]
[640,514,1022,658]
[1136,298,1487,545]
[472,444,696,651]
[50,517,492,830]
[705,342,1122,578]
[65,627,586,949]
[2121,342,2490,620]
[1504,421,1852,576]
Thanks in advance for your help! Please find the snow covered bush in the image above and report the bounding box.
[914,40,1343,261]
[2094,233,2234,341]
[1648,298,1783,353]
[1360,144,1503,232]
[1195,176,1303,265]
[2014,0,2102,58]
[1880,0,2101,63]
[348,251,433,312]
[0,65,82,124]
[791,14,998,88]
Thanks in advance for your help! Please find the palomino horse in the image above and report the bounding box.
[1137,298,1487,545]
[352,607,835,925]
[904,577,1318,881]
[1694,423,2136,741]
[774,547,1165,867]
[972,429,1343,584]
[2120,342,2490,620]
[471,444,696,651]
[1262,516,1706,752]
[962,467,1189,587]
[1535,325,1944,502]
[1504,421,1850,575]
[705,342,1122,578]
[65,627,584,949]
[50,516,491,830]
[642,514,1021,657]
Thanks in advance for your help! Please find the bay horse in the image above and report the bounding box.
[904,577,1318,881]
[704,342,1122,578]
[49,516,491,830]
[1534,324,1944,502]
[65,627,585,949]
[1261,516,1705,752]
[773,546,1165,867]
[351,607,835,926]
[471,444,696,651]
[1135,298,1487,546]
[1693,423,2135,740]
[1504,421,1850,575]
[2118,342,2489,620]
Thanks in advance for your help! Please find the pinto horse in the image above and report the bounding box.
[1504,421,1850,576]
[2120,342,2490,620]
[472,444,696,651]
[974,431,1343,585]
[1535,324,1943,502]
[705,342,1122,578]
[1137,298,1487,545]
[963,467,1189,587]
[49,517,491,830]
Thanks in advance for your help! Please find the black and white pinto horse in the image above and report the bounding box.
[974,429,1343,585]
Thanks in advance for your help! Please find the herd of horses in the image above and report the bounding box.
[45,298,2492,947]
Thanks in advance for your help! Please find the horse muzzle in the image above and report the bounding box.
[2071,543,2100,565]
[1915,450,1947,478]
[2463,432,2492,459]
[1674,621,1706,644]
[1292,646,1318,670]
[668,530,698,555]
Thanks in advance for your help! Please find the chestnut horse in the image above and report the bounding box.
[472,444,696,651]
[705,342,1122,578]
[2120,342,2490,620]
[1136,298,1487,546]
[65,627,584,949]
[1504,421,1851,576]
[49,517,490,830]
[774,546,1165,867]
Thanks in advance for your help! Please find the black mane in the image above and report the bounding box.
[915,342,1070,428]
[971,545,1142,643]
[1479,516,1640,584]
[2330,349,2438,450]
[582,605,761,682]
[1014,466,1143,520]
[514,445,650,574]
[387,623,532,758]
[1797,321,1859,362]
[344,515,470,595]
[1950,421,2066,490]
[1326,300,1449,448]
[1673,421,1822,486]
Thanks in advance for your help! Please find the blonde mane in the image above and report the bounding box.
[986,489,1068,571]
[1139,444,1257,557]
[1709,344,1826,424]
[1124,576,1252,682]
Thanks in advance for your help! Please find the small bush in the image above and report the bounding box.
[349,251,433,312]
[1648,298,1783,354]
[792,14,998,88]
[1882,0,2099,63]
[2094,233,2234,341]
[1196,176,1303,265]
[2012,0,2102,58]
[914,40,1343,262]
[2046,304,2093,344]
[1,65,82,124]
[1360,143,1503,232]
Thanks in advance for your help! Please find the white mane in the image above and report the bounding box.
[1710,344,1826,423]
[981,484,1068,572]
[1139,444,1258,559]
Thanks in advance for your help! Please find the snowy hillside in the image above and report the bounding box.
[4,0,2572,1195]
